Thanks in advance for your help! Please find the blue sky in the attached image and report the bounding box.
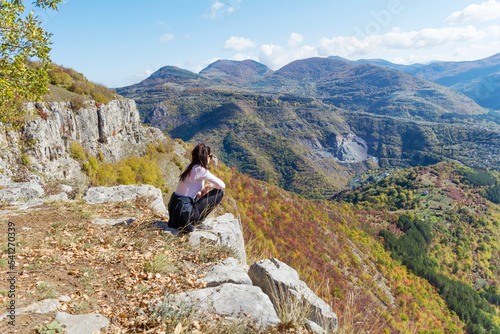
[30,0,500,87]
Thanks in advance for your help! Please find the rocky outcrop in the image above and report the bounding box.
[175,283,280,328]
[189,213,247,265]
[0,179,44,205]
[249,258,338,333]
[201,257,252,287]
[329,133,369,163]
[83,184,168,216]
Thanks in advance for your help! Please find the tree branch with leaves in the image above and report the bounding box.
[0,0,62,124]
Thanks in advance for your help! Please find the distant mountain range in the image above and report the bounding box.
[116,54,500,198]
[119,56,487,119]
[330,53,500,111]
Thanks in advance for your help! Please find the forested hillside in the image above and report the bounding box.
[211,161,500,333]
[333,162,500,333]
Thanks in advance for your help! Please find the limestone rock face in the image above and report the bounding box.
[249,258,338,333]
[0,99,167,183]
[83,184,167,216]
[189,213,247,265]
[175,283,280,328]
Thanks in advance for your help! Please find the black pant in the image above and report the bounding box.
[190,189,224,225]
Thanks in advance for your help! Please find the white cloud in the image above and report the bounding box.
[205,0,241,20]
[224,36,256,51]
[231,53,258,61]
[160,33,174,42]
[191,57,221,73]
[288,33,304,48]
[317,25,500,58]
[446,0,500,24]
[259,44,318,69]
[391,54,447,65]
[256,24,500,69]
[135,69,153,79]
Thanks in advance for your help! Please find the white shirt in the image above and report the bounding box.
[175,165,225,199]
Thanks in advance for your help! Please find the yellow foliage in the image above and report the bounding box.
[70,141,87,161]
[117,165,136,185]
[95,163,116,186]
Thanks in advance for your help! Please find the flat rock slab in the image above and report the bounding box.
[249,258,338,333]
[0,298,60,320]
[176,283,279,328]
[55,312,109,334]
[202,257,252,287]
[189,213,246,265]
[83,184,167,216]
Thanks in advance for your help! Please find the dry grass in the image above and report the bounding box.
[269,282,313,330]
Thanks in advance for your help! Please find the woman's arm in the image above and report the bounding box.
[194,167,225,189]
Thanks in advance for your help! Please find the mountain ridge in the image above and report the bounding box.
[330,53,500,110]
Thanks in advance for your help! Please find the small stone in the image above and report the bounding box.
[58,295,72,302]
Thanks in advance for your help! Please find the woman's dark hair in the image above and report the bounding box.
[179,143,212,181]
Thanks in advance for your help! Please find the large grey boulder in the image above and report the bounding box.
[0,180,44,204]
[55,312,109,334]
[249,258,338,333]
[189,213,246,265]
[175,283,279,328]
[202,257,252,287]
[83,184,167,216]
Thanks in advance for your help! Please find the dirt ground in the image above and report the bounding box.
[0,199,229,333]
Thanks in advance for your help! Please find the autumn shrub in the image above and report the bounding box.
[95,163,116,186]
[20,154,31,166]
[90,84,114,104]
[48,63,119,104]
[70,81,90,96]
[49,66,73,88]
[157,142,165,153]
[70,141,87,161]
[82,153,167,191]
[70,95,87,110]
[116,165,136,185]
[37,108,49,120]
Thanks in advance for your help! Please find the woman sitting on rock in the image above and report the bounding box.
[167,143,225,232]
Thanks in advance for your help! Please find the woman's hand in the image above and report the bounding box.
[197,184,211,198]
